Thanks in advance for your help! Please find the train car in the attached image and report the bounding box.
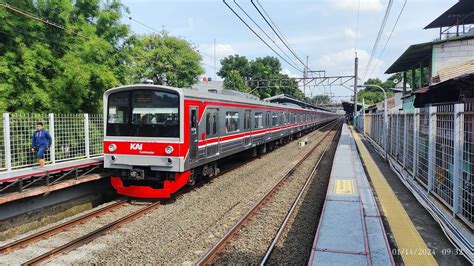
[103,84,337,198]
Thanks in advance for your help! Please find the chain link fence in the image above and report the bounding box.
[1,113,103,171]
[356,103,473,229]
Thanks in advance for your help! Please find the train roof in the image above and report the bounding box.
[105,84,335,114]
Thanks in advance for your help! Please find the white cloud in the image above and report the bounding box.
[199,43,237,59]
[316,48,385,80]
[332,0,383,11]
[281,68,299,78]
[344,28,357,40]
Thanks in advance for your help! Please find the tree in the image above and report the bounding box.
[123,33,204,87]
[357,78,395,105]
[311,95,331,105]
[223,70,250,92]
[218,55,304,100]
[0,0,130,113]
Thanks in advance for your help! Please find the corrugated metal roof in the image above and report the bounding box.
[424,0,474,29]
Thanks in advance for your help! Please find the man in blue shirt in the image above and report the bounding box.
[31,122,52,168]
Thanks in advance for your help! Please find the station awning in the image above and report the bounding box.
[385,42,432,74]
[413,73,474,107]
[424,0,474,29]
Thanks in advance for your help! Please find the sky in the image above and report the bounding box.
[121,0,457,100]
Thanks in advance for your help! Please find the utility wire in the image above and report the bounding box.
[363,0,394,82]
[223,0,304,73]
[250,0,306,69]
[0,3,86,38]
[233,0,301,69]
[128,16,162,34]
[255,0,305,68]
[368,0,407,79]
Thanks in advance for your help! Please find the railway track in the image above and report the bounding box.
[196,119,342,265]
[0,200,160,265]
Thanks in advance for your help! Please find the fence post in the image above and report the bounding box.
[452,103,463,215]
[48,113,56,164]
[427,106,437,192]
[3,113,11,171]
[403,112,408,168]
[413,110,418,179]
[84,113,90,158]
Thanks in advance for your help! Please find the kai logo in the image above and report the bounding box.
[130,143,143,151]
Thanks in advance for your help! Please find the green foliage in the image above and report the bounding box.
[310,95,331,105]
[123,33,204,87]
[0,1,203,114]
[357,78,395,105]
[218,55,303,100]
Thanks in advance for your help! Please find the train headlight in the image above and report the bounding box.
[108,144,117,152]
[165,145,174,155]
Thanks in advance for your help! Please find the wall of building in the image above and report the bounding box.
[432,38,474,77]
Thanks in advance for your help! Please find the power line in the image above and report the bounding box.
[232,0,301,69]
[128,16,162,34]
[363,0,394,82]
[0,3,85,38]
[222,0,304,73]
[254,0,305,68]
[250,0,306,69]
[367,0,407,79]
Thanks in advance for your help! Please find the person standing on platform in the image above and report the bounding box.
[31,122,52,168]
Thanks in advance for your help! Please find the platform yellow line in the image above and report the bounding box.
[351,128,437,266]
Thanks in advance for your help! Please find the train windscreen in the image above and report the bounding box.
[107,89,180,137]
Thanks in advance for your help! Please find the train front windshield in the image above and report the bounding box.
[107,89,180,137]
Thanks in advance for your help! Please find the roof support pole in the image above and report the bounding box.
[403,71,407,96]
[411,69,416,91]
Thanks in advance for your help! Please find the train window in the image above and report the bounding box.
[244,110,251,130]
[266,112,271,127]
[206,111,218,135]
[206,112,211,135]
[191,109,197,129]
[272,113,278,126]
[225,112,240,133]
[212,113,217,134]
[107,91,129,124]
[293,114,297,123]
[107,89,179,138]
[254,112,263,129]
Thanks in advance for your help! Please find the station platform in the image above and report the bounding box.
[0,157,103,183]
[309,124,394,265]
[0,157,105,205]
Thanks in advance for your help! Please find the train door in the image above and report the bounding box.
[205,108,219,157]
[244,110,251,146]
[266,111,271,140]
[189,106,199,163]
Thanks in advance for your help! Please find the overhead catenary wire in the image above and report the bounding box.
[254,0,306,69]
[367,0,407,79]
[232,0,301,69]
[363,0,394,82]
[223,0,304,73]
[128,16,162,34]
[250,0,307,69]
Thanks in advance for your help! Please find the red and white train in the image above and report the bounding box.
[103,84,338,198]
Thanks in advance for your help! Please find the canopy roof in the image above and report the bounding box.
[425,0,474,29]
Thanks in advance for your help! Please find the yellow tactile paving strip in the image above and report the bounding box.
[351,128,438,266]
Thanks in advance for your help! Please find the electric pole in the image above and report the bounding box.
[213,38,217,80]
[354,56,358,124]
[303,56,309,97]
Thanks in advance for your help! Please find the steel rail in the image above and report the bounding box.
[260,122,341,265]
[22,201,161,265]
[0,200,127,255]
[196,119,342,265]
